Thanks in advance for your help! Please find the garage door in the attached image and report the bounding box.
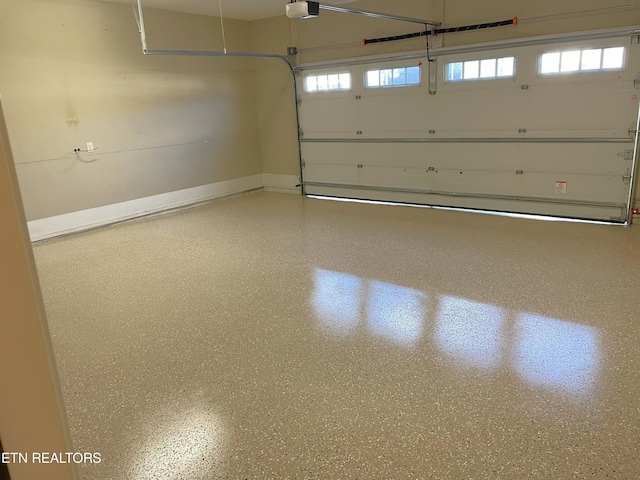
[298,30,640,222]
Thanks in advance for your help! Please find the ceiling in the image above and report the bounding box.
[99,0,358,22]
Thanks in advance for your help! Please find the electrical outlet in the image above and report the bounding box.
[86,141,94,152]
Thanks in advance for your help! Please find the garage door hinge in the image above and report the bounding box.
[618,150,634,160]
[299,127,304,138]
[623,169,632,184]
[634,72,640,89]
[301,159,306,168]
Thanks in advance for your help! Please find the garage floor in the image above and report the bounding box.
[34,191,640,479]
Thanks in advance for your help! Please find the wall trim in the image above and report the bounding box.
[28,174,264,242]
[262,173,300,194]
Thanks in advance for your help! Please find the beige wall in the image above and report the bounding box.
[0,99,74,480]
[250,16,300,177]
[251,0,640,209]
[0,0,262,221]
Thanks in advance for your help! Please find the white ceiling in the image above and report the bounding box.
[99,0,357,22]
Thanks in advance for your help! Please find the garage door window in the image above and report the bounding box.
[539,47,625,74]
[365,66,421,88]
[446,56,515,82]
[305,73,352,92]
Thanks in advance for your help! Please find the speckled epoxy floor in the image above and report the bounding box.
[33,191,640,479]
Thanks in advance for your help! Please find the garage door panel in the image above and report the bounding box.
[303,142,629,176]
[299,97,358,135]
[304,162,625,203]
[358,89,526,134]
[302,87,636,138]
[304,184,624,221]
[423,87,633,134]
[517,89,636,132]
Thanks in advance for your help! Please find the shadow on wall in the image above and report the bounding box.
[312,268,600,399]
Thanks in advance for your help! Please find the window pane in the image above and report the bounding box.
[317,75,328,91]
[380,69,393,86]
[560,50,580,72]
[327,74,340,90]
[393,68,406,85]
[366,70,379,87]
[480,58,496,78]
[463,60,479,79]
[581,49,601,70]
[306,76,317,92]
[540,52,560,74]
[448,62,463,81]
[497,57,515,77]
[602,47,624,69]
[406,66,420,84]
[339,73,351,89]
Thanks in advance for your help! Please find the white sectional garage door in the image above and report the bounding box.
[298,32,640,222]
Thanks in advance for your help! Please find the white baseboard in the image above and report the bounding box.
[28,174,263,242]
[262,174,300,194]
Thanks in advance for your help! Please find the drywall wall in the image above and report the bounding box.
[251,0,640,210]
[251,16,300,177]
[0,99,75,480]
[0,0,261,221]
